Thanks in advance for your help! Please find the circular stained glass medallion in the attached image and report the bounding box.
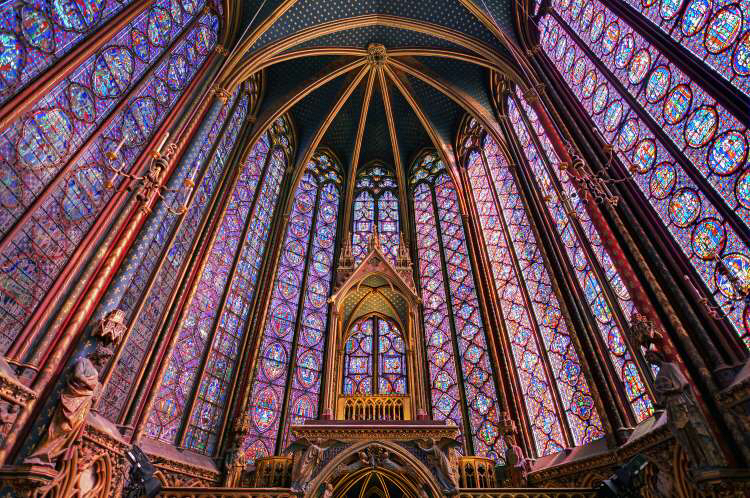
[615,33,635,68]
[628,49,652,84]
[684,106,718,148]
[681,0,712,36]
[715,253,750,299]
[0,33,24,93]
[253,388,279,431]
[122,97,159,147]
[649,162,676,199]
[604,100,624,131]
[284,240,305,266]
[289,213,309,238]
[20,7,54,53]
[62,165,104,222]
[555,34,568,61]
[153,78,169,106]
[311,250,331,275]
[602,22,620,54]
[660,0,683,19]
[663,84,693,124]
[691,218,726,260]
[708,130,747,175]
[704,5,742,54]
[733,31,750,75]
[131,29,150,61]
[618,119,639,151]
[564,46,576,72]
[67,83,96,123]
[296,352,319,388]
[668,188,701,227]
[196,24,215,56]
[307,280,327,308]
[582,2,595,30]
[166,54,188,90]
[277,270,299,299]
[592,84,609,114]
[50,0,105,31]
[147,7,172,47]
[572,57,587,83]
[642,0,657,7]
[19,108,73,169]
[92,47,133,98]
[261,343,287,380]
[736,168,750,209]
[591,11,606,42]
[645,66,671,103]
[320,202,336,223]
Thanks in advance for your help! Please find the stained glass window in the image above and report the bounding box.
[614,0,750,96]
[352,162,400,263]
[242,152,342,463]
[540,3,750,346]
[0,4,217,353]
[0,0,143,105]
[461,120,605,454]
[98,86,252,423]
[505,92,654,422]
[342,316,407,396]
[411,154,504,461]
[145,117,293,451]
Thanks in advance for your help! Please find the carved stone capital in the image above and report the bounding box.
[211,85,232,104]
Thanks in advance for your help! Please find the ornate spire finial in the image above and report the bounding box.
[367,226,382,252]
[396,232,411,268]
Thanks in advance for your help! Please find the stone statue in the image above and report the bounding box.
[24,345,113,468]
[321,481,334,498]
[503,432,532,487]
[0,400,19,448]
[291,440,324,491]
[224,446,246,487]
[420,438,460,490]
[645,349,725,469]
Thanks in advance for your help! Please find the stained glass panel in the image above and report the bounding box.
[242,153,341,461]
[412,156,504,461]
[0,10,216,353]
[540,12,750,345]
[352,162,400,263]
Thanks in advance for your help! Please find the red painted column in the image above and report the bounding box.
[525,91,668,337]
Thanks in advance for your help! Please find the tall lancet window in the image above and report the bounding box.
[99,82,253,423]
[539,0,750,345]
[505,93,653,422]
[146,117,293,454]
[352,162,400,264]
[0,0,220,352]
[461,119,605,455]
[343,315,407,395]
[411,153,504,461]
[243,152,342,463]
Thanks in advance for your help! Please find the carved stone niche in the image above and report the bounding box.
[0,413,130,498]
[0,358,36,453]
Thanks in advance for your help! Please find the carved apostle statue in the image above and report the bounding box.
[645,349,725,469]
[291,440,324,491]
[24,345,113,468]
[420,438,460,490]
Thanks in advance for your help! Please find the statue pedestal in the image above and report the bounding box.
[0,464,57,497]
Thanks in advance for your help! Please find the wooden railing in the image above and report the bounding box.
[458,456,497,488]
[253,456,293,487]
[336,394,411,421]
